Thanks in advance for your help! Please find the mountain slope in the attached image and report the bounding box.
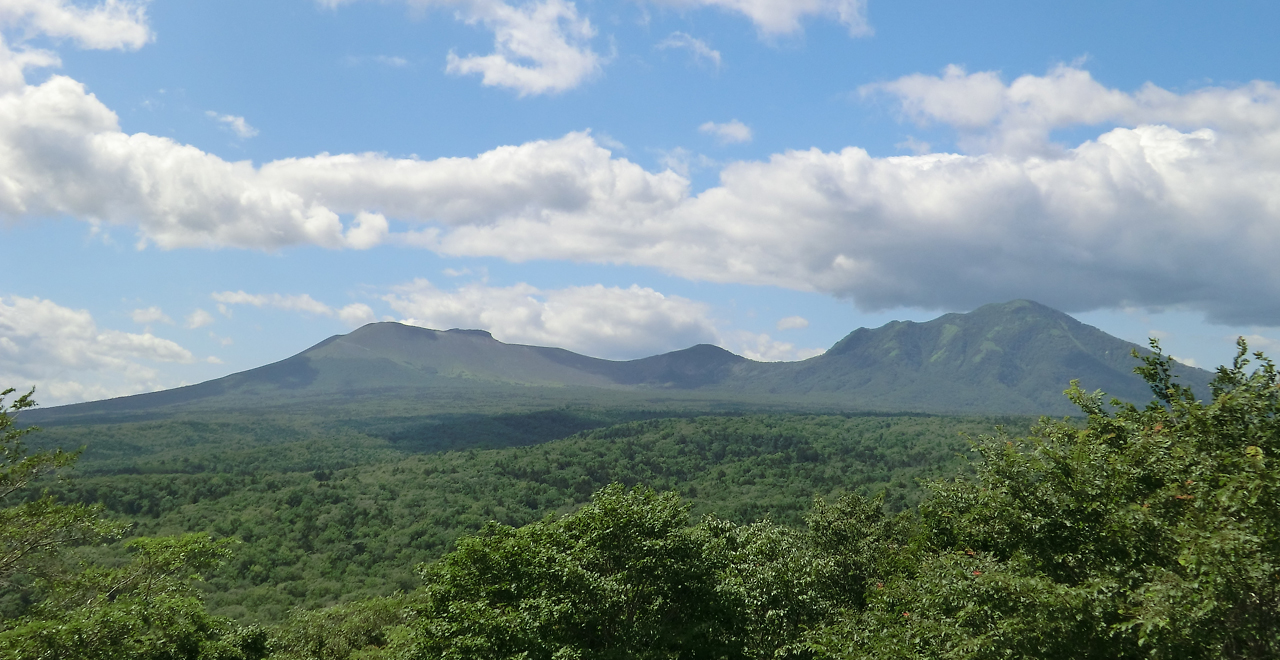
[734,300,1206,413]
[28,300,1213,421]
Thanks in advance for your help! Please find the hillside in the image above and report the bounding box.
[27,300,1211,422]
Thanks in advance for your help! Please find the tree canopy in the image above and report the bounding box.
[396,341,1280,659]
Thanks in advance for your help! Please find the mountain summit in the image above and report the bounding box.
[31,300,1211,420]
[733,300,1204,413]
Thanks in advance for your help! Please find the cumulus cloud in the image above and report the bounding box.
[205,111,258,138]
[383,279,719,359]
[655,32,720,69]
[726,330,824,362]
[0,0,150,92]
[0,0,152,51]
[185,308,215,329]
[211,291,376,327]
[862,64,1280,156]
[0,74,389,250]
[9,52,1280,326]
[212,292,334,316]
[445,0,601,95]
[699,119,752,144]
[131,305,171,325]
[321,0,601,95]
[0,295,195,405]
[777,315,809,330]
[652,0,871,37]
[1240,334,1280,354]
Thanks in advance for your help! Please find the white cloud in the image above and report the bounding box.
[0,0,152,51]
[185,308,215,329]
[0,74,383,250]
[322,0,600,95]
[131,305,171,325]
[338,303,377,326]
[1240,334,1280,353]
[655,32,720,69]
[651,0,871,37]
[699,119,752,144]
[0,295,194,405]
[383,279,719,359]
[862,64,1280,156]
[777,315,809,330]
[10,55,1280,326]
[345,211,389,250]
[445,0,601,95]
[0,0,150,93]
[211,291,376,327]
[205,110,258,139]
[726,330,824,362]
[211,292,333,316]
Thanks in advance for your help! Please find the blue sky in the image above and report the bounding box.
[3,0,1280,404]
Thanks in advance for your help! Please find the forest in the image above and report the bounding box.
[2,342,1278,658]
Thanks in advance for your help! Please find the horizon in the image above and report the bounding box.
[3,1,1280,404]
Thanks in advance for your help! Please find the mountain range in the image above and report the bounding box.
[31,300,1213,422]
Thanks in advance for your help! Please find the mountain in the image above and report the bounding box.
[725,299,1209,413]
[29,300,1212,421]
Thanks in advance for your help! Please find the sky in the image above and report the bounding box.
[3,0,1280,405]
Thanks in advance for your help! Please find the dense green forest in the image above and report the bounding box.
[3,342,1278,658]
[28,412,1021,622]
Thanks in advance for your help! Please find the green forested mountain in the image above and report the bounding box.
[728,299,1205,413]
[0,301,1230,657]
[4,343,1277,659]
[29,300,1211,422]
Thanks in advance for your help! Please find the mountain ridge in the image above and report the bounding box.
[27,300,1213,421]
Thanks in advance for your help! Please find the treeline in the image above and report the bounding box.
[35,413,1017,621]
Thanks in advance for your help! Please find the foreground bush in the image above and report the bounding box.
[813,341,1280,659]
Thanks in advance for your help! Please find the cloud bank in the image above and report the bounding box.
[0,295,197,405]
[384,279,718,360]
[5,47,1280,324]
[213,281,821,362]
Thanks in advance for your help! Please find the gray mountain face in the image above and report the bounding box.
[29,300,1213,421]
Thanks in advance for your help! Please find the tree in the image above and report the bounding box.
[0,388,122,589]
[0,388,265,660]
[407,484,742,659]
[810,340,1280,659]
